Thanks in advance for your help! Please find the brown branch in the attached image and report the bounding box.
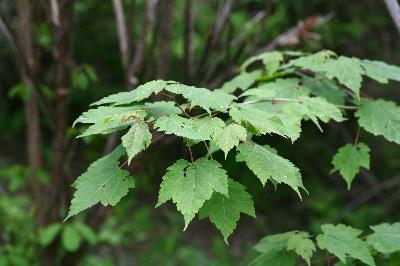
[17,0,45,228]
[252,14,333,55]
[0,15,19,59]
[156,0,173,78]
[384,0,400,35]
[127,0,153,87]
[112,0,130,71]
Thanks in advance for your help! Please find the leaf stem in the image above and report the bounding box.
[188,146,194,162]
[354,127,360,145]
[203,141,213,160]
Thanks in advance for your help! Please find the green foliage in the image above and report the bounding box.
[122,122,152,164]
[65,146,135,220]
[156,158,228,229]
[69,50,400,248]
[356,99,400,145]
[199,179,255,243]
[331,143,370,189]
[367,222,400,254]
[251,222,400,266]
[236,143,306,197]
[316,224,375,266]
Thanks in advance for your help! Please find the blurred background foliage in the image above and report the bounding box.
[1,0,400,265]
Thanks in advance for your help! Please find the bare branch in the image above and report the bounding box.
[127,0,155,86]
[156,0,173,78]
[384,0,400,35]
[50,0,60,27]
[253,14,333,55]
[112,0,130,71]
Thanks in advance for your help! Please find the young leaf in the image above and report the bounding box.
[65,146,135,220]
[316,224,375,266]
[287,232,316,266]
[91,80,169,106]
[199,179,255,243]
[241,51,283,76]
[121,122,152,164]
[220,70,261,93]
[156,158,229,229]
[331,143,370,189]
[367,222,400,254]
[62,225,82,252]
[236,143,306,198]
[361,60,400,84]
[213,123,247,158]
[356,99,400,145]
[38,223,62,247]
[252,232,297,266]
[165,83,235,113]
[250,251,296,266]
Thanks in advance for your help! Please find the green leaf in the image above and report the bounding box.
[155,115,224,143]
[254,232,294,253]
[38,223,62,247]
[73,106,138,126]
[241,51,283,76]
[199,179,255,242]
[250,251,296,266]
[287,232,316,266]
[122,122,152,164]
[252,232,297,266]
[316,224,375,266]
[356,99,400,145]
[331,143,370,189]
[236,143,306,198]
[141,101,181,120]
[91,80,169,106]
[242,78,308,99]
[65,146,135,220]
[154,115,210,140]
[283,96,345,130]
[303,76,346,105]
[220,70,261,93]
[73,222,98,245]
[156,158,229,229]
[361,60,400,84]
[367,222,400,254]
[213,123,247,158]
[291,53,363,98]
[62,225,82,252]
[166,83,235,113]
[229,104,296,141]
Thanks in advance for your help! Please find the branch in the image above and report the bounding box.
[50,0,60,27]
[112,0,130,71]
[127,0,153,87]
[384,0,400,35]
[252,14,333,55]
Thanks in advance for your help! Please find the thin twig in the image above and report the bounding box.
[203,141,213,160]
[112,0,130,71]
[354,127,360,145]
[188,146,194,162]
